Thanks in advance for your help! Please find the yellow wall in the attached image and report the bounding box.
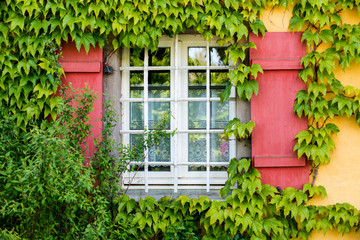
[261,7,360,239]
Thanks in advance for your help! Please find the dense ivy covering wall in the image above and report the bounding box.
[0,0,267,129]
[2,0,360,239]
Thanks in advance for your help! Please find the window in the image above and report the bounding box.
[120,35,250,198]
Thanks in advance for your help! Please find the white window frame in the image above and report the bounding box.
[119,35,237,194]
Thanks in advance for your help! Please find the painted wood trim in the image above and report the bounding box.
[59,61,101,73]
[251,59,303,70]
[253,156,306,167]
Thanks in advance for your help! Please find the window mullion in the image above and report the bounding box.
[144,48,149,193]
[206,42,211,193]
[173,35,179,193]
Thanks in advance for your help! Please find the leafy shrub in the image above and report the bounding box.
[0,84,172,239]
[0,111,110,239]
[0,86,111,239]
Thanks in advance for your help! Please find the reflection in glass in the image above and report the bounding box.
[188,133,206,171]
[149,71,170,98]
[210,101,229,129]
[210,47,227,66]
[149,48,170,66]
[210,133,229,162]
[130,134,144,171]
[130,102,144,130]
[148,102,170,129]
[211,71,229,97]
[130,48,145,66]
[149,134,170,171]
[188,71,206,98]
[130,71,144,98]
[188,101,206,129]
[188,47,206,66]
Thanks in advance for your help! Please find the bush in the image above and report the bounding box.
[0,85,112,239]
[0,85,172,239]
[0,112,110,239]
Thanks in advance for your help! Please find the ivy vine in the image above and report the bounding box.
[1,0,360,239]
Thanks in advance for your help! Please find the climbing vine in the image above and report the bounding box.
[1,0,360,239]
[290,0,360,186]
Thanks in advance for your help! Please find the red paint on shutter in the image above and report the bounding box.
[250,32,308,190]
[60,41,103,160]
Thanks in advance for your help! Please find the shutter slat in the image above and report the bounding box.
[59,61,101,73]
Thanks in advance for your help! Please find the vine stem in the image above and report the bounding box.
[311,164,319,186]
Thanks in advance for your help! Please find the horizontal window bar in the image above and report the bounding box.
[128,162,229,166]
[119,97,236,102]
[119,66,234,71]
[122,185,224,190]
[119,129,231,134]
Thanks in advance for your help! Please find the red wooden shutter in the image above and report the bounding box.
[250,32,308,190]
[59,41,103,159]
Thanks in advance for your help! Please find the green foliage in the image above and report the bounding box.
[222,118,255,140]
[111,159,354,240]
[0,0,267,128]
[290,0,360,188]
[294,123,339,166]
[0,85,171,239]
[0,104,110,239]
[92,97,174,206]
[2,0,360,238]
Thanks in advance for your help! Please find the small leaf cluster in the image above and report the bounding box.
[222,118,255,140]
[302,203,360,237]
[221,43,264,103]
[294,123,339,166]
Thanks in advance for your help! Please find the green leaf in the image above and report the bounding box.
[250,20,266,36]
[263,217,281,235]
[250,64,263,79]
[0,22,9,37]
[289,15,305,31]
[220,82,232,104]
[81,32,96,53]
[177,195,189,207]
[7,13,26,31]
[237,80,259,101]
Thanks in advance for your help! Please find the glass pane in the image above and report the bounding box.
[188,71,206,98]
[148,102,170,129]
[149,134,170,171]
[130,71,144,98]
[149,48,170,66]
[148,71,170,98]
[188,133,206,171]
[210,166,227,171]
[210,133,229,162]
[211,71,229,97]
[130,48,145,66]
[188,101,206,129]
[130,102,144,130]
[210,101,229,129]
[188,47,206,66]
[210,47,227,66]
[130,134,144,171]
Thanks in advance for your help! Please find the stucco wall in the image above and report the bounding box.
[261,7,360,239]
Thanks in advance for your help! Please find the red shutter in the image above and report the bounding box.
[250,32,308,190]
[59,41,103,159]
